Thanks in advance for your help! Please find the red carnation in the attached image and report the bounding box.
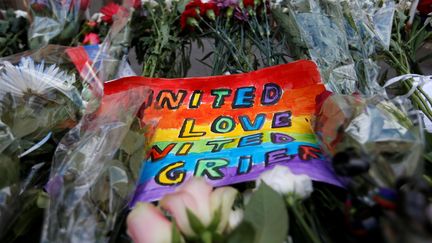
[100,2,123,24]
[201,2,220,19]
[243,0,255,8]
[180,8,200,30]
[186,0,203,10]
[418,0,432,15]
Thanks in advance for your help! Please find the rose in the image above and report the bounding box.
[160,178,238,237]
[127,203,173,243]
[227,209,244,231]
[256,165,313,199]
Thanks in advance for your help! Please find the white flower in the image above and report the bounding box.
[91,13,104,23]
[228,209,244,231]
[0,57,76,100]
[14,10,28,19]
[256,165,313,199]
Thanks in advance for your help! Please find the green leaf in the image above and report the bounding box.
[207,206,222,232]
[120,130,145,155]
[171,222,183,243]
[227,221,256,243]
[0,20,10,33]
[243,183,289,243]
[186,208,206,235]
[176,0,189,13]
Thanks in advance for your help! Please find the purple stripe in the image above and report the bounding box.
[129,156,345,207]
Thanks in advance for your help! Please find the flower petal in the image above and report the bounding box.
[178,177,213,226]
[127,203,172,243]
[210,187,238,233]
[160,191,197,237]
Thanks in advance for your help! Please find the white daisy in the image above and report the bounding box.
[0,57,76,100]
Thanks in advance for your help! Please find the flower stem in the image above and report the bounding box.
[201,231,212,243]
[287,198,321,243]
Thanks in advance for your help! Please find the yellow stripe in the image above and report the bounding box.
[152,116,313,142]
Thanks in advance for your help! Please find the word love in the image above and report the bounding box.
[179,112,291,138]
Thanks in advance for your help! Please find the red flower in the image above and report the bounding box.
[200,2,220,18]
[180,8,199,30]
[100,2,122,24]
[133,0,141,9]
[418,0,432,15]
[242,0,255,8]
[83,33,101,45]
[186,0,203,10]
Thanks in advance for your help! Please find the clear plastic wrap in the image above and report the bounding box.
[28,0,85,49]
[314,92,424,188]
[275,0,396,95]
[41,87,147,243]
[0,2,135,238]
[0,51,84,241]
[38,2,141,242]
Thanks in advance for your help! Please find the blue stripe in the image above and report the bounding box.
[138,141,321,183]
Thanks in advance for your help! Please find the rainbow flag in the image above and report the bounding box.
[104,60,344,204]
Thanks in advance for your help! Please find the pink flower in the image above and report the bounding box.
[83,33,100,45]
[210,187,238,233]
[160,178,238,236]
[127,203,173,243]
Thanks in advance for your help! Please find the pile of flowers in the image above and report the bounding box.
[0,0,431,243]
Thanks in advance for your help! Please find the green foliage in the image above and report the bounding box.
[243,182,289,243]
[226,221,256,243]
[0,9,29,57]
[131,0,192,78]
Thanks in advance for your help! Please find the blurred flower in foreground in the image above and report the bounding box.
[256,165,313,199]
[160,177,238,237]
[228,208,244,231]
[127,203,173,243]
